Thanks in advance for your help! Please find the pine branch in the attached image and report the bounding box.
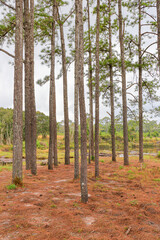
[0,0,15,11]
[141,10,156,22]
[141,32,157,37]
[145,51,158,61]
[0,22,15,40]
[0,48,15,58]
[126,83,138,90]
[127,107,137,120]
[141,41,157,57]
[63,7,75,24]
[127,92,138,102]
[0,48,25,63]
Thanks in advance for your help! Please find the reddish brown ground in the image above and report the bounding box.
[0,157,160,240]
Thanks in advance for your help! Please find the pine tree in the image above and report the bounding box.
[95,0,100,177]
[48,0,58,169]
[118,0,129,165]
[78,0,88,203]
[74,0,79,179]
[12,0,23,184]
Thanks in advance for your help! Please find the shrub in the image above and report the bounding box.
[7,184,17,190]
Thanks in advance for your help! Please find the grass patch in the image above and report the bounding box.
[153,178,160,182]
[51,204,57,208]
[100,159,105,163]
[119,165,124,170]
[129,200,138,206]
[7,184,17,190]
[127,170,134,174]
[0,165,12,172]
[128,175,136,180]
[73,202,79,208]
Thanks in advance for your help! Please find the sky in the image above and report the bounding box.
[0,0,160,123]
[0,42,108,122]
[0,0,109,122]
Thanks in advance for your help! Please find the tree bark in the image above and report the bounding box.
[139,0,143,163]
[48,0,58,169]
[12,0,23,183]
[24,0,37,175]
[87,0,94,164]
[58,12,70,165]
[24,0,31,170]
[74,0,79,179]
[109,0,116,162]
[30,0,37,175]
[157,0,160,70]
[95,0,100,177]
[118,0,129,166]
[79,0,88,203]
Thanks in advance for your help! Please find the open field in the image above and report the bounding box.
[0,156,160,240]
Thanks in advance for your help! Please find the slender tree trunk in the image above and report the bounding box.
[95,0,100,177]
[24,0,31,170]
[30,0,37,175]
[87,0,94,164]
[157,0,160,70]
[118,0,129,166]
[58,14,70,165]
[109,0,116,162]
[139,0,143,163]
[12,0,23,183]
[48,0,58,169]
[74,0,79,179]
[24,0,37,174]
[79,0,88,203]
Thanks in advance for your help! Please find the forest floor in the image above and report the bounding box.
[0,156,160,240]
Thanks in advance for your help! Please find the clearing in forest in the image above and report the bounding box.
[0,156,160,240]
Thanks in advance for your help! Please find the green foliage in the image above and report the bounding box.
[36,140,47,150]
[0,108,49,145]
[119,166,124,170]
[0,108,13,145]
[129,200,138,206]
[157,152,160,158]
[36,111,49,138]
[100,159,105,163]
[51,204,57,208]
[7,184,17,190]
[153,178,160,182]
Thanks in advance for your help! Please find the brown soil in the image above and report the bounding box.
[0,157,160,240]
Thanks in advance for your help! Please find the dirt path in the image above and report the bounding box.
[0,158,160,240]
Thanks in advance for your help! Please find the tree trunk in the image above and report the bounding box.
[139,0,143,163]
[24,0,31,170]
[79,0,88,203]
[95,0,100,177]
[157,0,160,70]
[12,0,23,183]
[118,0,129,166]
[24,0,37,175]
[58,15,70,165]
[87,0,94,164]
[48,0,58,169]
[30,0,37,175]
[74,0,79,179]
[109,0,116,162]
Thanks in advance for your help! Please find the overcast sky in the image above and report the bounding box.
[0,1,159,123]
[0,0,109,122]
[0,42,108,122]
